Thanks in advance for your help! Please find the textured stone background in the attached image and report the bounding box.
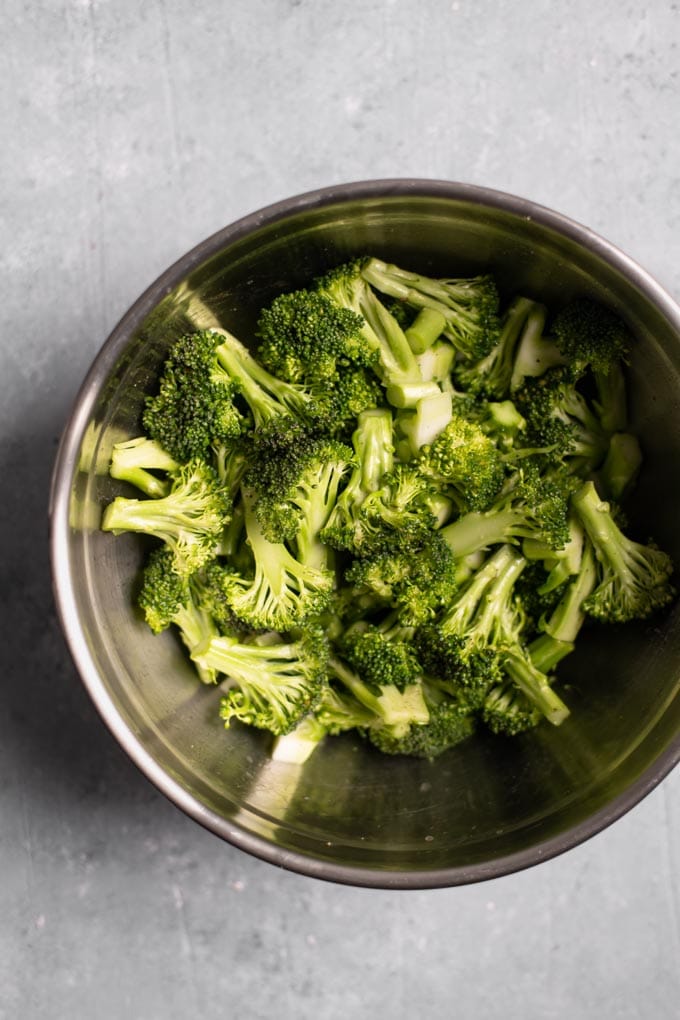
[1,1,679,1017]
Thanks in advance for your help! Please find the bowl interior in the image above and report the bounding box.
[54,186,680,886]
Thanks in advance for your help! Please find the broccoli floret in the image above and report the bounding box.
[357,463,441,551]
[324,368,385,433]
[572,480,674,622]
[329,656,429,738]
[418,414,505,512]
[247,429,352,569]
[508,302,567,391]
[361,257,501,359]
[257,288,377,382]
[501,647,570,726]
[416,544,527,709]
[369,692,475,758]
[514,367,610,470]
[223,488,334,631]
[551,298,632,377]
[192,629,328,736]
[316,260,423,386]
[453,296,541,398]
[314,682,380,735]
[482,683,541,736]
[102,459,231,576]
[109,436,179,498]
[137,547,219,684]
[338,619,422,692]
[345,531,459,626]
[142,330,248,462]
[321,407,394,553]
[441,458,575,560]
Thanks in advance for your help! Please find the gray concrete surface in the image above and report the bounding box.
[2,1,679,1017]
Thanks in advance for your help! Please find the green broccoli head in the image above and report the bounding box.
[192,628,328,736]
[338,623,423,693]
[572,481,675,623]
[102,459,231,576]
[369,696,475,758]
[551,298,631,376]
[419,415,505,512]
[482,682,541,736]
[514,366,609,467]
[143,330,247,462]
[256,288,378,382]
[345,531,459,626]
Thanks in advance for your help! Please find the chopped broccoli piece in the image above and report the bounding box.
[257,288,377,382]
[223,488,334,632]
[316,260,422,387]
[418,414,506,511]
[137,547,219,684]
[441,458,576,559]
[551,298,632,377]
[453,296,540,398]
[329,656,429,739]
[321,407,394,553]
[345,531,459,626]
[192,629,328,736]
[102,459,231,576]
[572,480,675,623]
[109,436,179,498]
[361,258,501,359]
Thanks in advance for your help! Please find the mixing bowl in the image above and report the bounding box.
[49,180,680,888]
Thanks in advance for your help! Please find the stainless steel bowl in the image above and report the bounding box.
[49,180,680,888]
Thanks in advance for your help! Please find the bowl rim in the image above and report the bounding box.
[49,177,680,889]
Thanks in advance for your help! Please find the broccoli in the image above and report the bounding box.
[321,407,394,553]
[329,655,429,739]
[109,436,179,498]
[345,531,459,626]
[572,480,674,622]
[482,683,541,736]
[102,459,231,576]
[247,430,353,568]
[357,463,441,551]
[256,287,377,382]
[223,488,334,632]
[361,258,501,359]
[103,263,674,762]
[507,297,631,392]
[369,686,475,758]
[418,414,506,512]
[137,547,219,684]
[338,618,422,691]
[142,330,247,462]
[441,458,575,560]
[514,367,610,470]
[192,629,328,736]
[315,260,423,387]
[501,647,570,726]
[453,296,541,398]
[416,544,527,709]
[551,298,631,377]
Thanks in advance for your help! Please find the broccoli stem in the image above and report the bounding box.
[542,541,597,642]
[599,432,642,501]
[441,507,525,559]
[594,362,628,433]
[440,544,523,635]
[360,288,422,382]
[571,481,630,581]
[503,650,570,725]
[355,408,394,493]
[527,633,574,672]
[174,603,219,684]
[405,308,447,354]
